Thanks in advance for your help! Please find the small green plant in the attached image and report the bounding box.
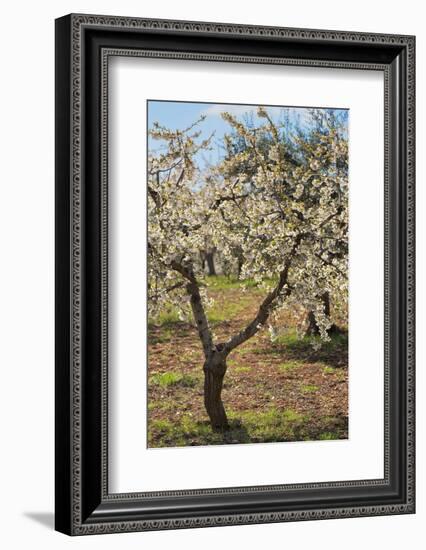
[148,308,181,326]
[271,331,348,356]
[148,327,174,344]
[147,399,176,412]
[301,384,319,393]
[323,366,336,374]
[234,366,251,373]
[318,431,339,440]
[151,419,173,433]
[282,409,304,422]
[278,361,302,372]
[149,371,198,388]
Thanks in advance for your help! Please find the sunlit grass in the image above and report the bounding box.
[147,407,321,447]
[204,275,277,291]
[148,308,181,327]
[318,431,340,440]
[148,371,199,388]
[272,330,347,352]
[234,366,251,374]
[207,299,250,324]
[323,366,336,374]
[277,361,304,372]
[301,384,319,393]
[323,365,346,381]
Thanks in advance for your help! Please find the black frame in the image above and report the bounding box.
[55,14,415,535]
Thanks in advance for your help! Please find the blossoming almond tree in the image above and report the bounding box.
[148,108,348,431]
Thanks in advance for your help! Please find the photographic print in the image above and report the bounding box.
[56,16,415,534]
[147,100,349,448]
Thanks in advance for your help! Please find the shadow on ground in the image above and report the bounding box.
[24,512,54,530]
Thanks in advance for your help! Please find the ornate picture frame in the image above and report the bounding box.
[55,13,415,535]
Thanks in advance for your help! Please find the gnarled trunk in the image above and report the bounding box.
[203,355,229,431]
[173,237,301,432]
[305,292,331,336]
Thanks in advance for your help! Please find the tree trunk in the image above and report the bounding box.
[305,310,320,336]
[305,291,337,337]
[234,246,244,278]
[205,252,216,276]
[200,250,206,271]
[203,355,229,430]
[237,256,243,278]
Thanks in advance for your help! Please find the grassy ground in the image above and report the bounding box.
[148,275,348,448]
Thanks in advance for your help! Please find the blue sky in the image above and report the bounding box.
[147,100,348,168]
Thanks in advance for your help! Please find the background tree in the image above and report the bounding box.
[148,108,348,430]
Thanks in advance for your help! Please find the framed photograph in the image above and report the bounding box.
[55,14,415,535]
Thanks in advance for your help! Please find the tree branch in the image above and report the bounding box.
[170,260,213,357]
[148,281,186,302]
[314,252,346,278]
[147,184,161,208]
[223,235,302,353]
